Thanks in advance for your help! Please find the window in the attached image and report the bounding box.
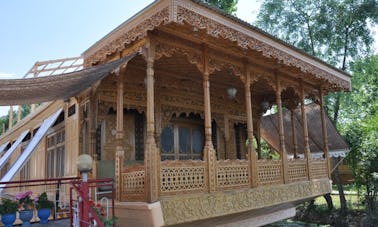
[46,128,65,178]
[20,132,31,180]
[161,113,204,161]
[20,142,30,180]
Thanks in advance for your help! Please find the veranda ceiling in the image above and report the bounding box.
[0,54,135,106]
[260,103,349,155]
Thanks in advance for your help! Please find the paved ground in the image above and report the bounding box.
[14,219,71,226]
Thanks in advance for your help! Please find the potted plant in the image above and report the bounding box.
[89,200,117,226]
[0,198,18,227]
[16,191,35,227]
[35,192,54,224]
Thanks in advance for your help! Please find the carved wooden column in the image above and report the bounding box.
[202,45,216,192]
[144,41,159,202]
[290,108,299,159]
[319,87,331,178]
[244,67,257,187]
[115,68,125,201]
[275,76,288,183]
[300,82,311,179]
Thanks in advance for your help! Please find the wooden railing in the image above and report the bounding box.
[257,160,283,185]
[216,159,249,190]
[121,158,328,201]
[310,159,328,179]
[160,160,206,195]
[122,164,145,201]
[287,159,308,183]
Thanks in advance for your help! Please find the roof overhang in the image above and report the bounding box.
[0,53,136,106]
[82,0,351,92]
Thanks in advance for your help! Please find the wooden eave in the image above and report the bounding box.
[82,0,351,93]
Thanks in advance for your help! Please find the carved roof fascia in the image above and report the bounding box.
[175,0,351,92]
[83,0,350,92]
[83,1,171,65]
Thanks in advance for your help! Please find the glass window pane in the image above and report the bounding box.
[161,126,174,153]
[192,128,204,154]
[179,127,190,154]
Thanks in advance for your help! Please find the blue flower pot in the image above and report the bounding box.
[1,213,16,227]
[19,209,33,227]
[37,208,51,224]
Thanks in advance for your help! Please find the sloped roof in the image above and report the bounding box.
[260,103,349,155]
[0,54,135,106]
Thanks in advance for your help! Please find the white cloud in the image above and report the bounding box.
[0,72,18,79]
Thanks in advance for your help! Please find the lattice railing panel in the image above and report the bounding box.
[122,165,146,201]
[257,160,283,186]
[310,159,328,179]
[160,160,206,195]
[288,159,308,183]
[216,160,249,190]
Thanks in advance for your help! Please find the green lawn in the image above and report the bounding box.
[314,185,365,211]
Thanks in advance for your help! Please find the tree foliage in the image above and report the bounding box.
[342,55,378,218]
[256,0,378,124]
[203,0,238,15]
[255,0,378,219]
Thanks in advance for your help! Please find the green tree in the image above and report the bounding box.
[342,56,378,223]
[256,0,378,123]
[203,0,238,15]
[255,0,378,218]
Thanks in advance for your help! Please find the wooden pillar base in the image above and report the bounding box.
[145,136,160,203]
[204,144,217,192]
[115,151,124,201]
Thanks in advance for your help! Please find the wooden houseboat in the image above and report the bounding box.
[0,0,351,226]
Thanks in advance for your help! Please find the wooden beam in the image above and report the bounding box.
[143,39,159,202]
[202,44,216,192]
[319,87,331,178]
[300,81,311,180]
[244,65,257,187]
[275,75,288,183]
[115,66,124,201]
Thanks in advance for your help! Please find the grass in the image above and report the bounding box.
[267,185,368,226]
[314,194,365,211]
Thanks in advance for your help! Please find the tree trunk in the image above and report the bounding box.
[332,157,348,216]
[323,193,334,210]
[332,93,341,124]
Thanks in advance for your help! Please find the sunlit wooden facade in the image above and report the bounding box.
[0,0,351,226]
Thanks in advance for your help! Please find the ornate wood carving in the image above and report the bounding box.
[85,7,170,65]
[160,178,331,225]
[175,5,350,91]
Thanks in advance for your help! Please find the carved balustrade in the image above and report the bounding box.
[160,160,206,196]
[310,159,328,179]
[122,164,146,201]
[257,160,283,186]
[287,159,308,183]
[216,159,249,190]
[121,158,328,201]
